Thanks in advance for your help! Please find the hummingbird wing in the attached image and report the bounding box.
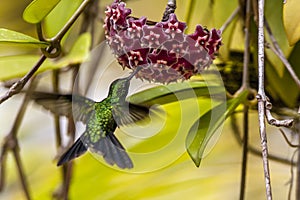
[57,134,88,166]
[87,131,134,169]
[30,92,95,124]
[112,102,150,127]
[57,131,134,169]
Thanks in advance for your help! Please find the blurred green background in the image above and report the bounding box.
[0,0,299,199]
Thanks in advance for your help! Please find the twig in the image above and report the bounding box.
[0,55,47,105]
[288,149,298,200]
[230,115,297,166]
[220,6,240,33]
[295,108,300,200]
[257,0,273,199]
[238,0,251,199]
[59,118,75,200]
[265,110,294,127]
[239,106,249,200]
[264,100,294,127]
[12,148,31,200]
[265,97,294,128]
[279,129,300,148]
[0,79,37,199]
[51,70,70,200]
[60,66,78,200]
[162,0,176,22]
[0,0,92,105]
[52,70,62,149]
[264,19,300,89]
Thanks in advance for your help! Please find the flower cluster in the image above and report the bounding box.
[104,0,222,83]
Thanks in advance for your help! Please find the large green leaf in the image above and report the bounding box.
[23,0,61,23]
[0,33,91,81]
[177,0,239,59]
[186,90,248,167]
[283,0,300,46]
[128,81,225,106]
[44,0,83,38]
[0,28,48,48]
[265,0,294,77]
[54,32,91,66]
[0,55,53,81]
[265,59,299,107]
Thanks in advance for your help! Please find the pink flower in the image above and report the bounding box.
[104,1,222,83]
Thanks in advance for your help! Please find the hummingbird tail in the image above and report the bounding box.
[57,133,133,169]
[90,132,134,169]
[57,137,87,166]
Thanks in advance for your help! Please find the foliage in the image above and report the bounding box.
[0,0,299,199]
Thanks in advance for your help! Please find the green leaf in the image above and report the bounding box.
[186,90,248,167]
[265,59,299,107]
[0,55,54,81]
[44,0,83,38]
[0,28,48,48]
[23,0,61,23]
[283,0,300,46]
[54,32,91,67]
[265,0,293,77]
[0,33,91,81]
[128,81,225,106]
[179,0,239,59]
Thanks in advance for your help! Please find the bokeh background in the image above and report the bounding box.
[0,0,299,199]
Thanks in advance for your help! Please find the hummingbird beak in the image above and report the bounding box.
[127,66,142,80]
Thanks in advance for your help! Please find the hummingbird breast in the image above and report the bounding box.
[86,99,116,144]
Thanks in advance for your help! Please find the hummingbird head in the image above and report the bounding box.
[108,68,141,99]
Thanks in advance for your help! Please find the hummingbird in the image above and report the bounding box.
[31,69,149,169]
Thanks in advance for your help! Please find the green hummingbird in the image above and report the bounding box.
[31,69,149,169]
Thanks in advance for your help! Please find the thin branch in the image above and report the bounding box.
[220,6,240,33]
[162,0,176,22]
[279,129,300,148]
[0,149,6,191]
[295,109,300,200]
[0,79,37,199]
[288,149,298,200]
[51,70,70,200]
[12,148,31,200]
[241,1,251,90]
[0,0,92,105]
[240,106,249,200]
[257,0,273,199]
[230,115,297,166]
[264,19,300,89]
[238,0,251,199]
[0,55,47,105]
[264,100,294,128]
[52,70,63,149]
[59,66,78,200]
[265,109,294,128]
